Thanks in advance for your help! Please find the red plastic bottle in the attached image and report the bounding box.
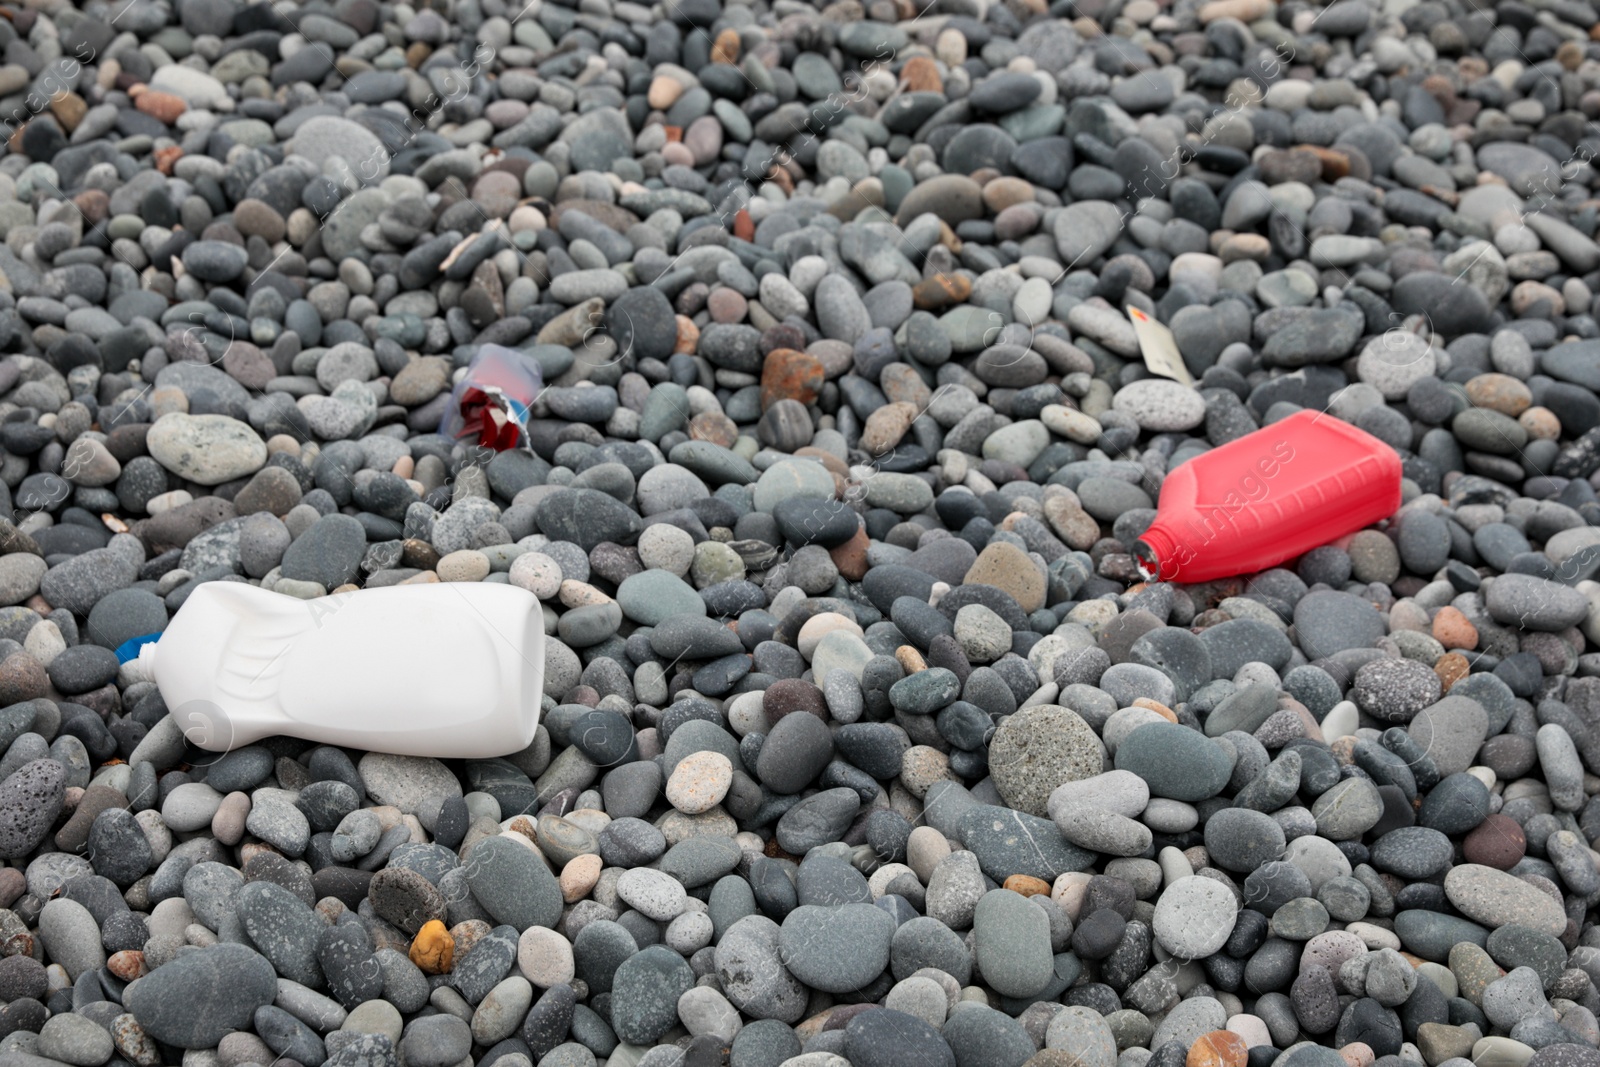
[1133,409,1403,584]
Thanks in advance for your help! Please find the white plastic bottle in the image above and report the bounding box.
[138,581,545,758]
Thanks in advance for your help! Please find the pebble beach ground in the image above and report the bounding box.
[0,0,1595,1064]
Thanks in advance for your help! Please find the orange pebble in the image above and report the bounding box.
[900,56,943,92]
[134,89,187,124]
[409,919,454,974]
[711,28,741,64]
[674,316,699,354]
[1435,652,1469,691]
[1003,875,1051,897]
[107,950,147,981]
[1187,1030,1248,1067]
[1132,698,1178,722]
[829,525,870,582]
[1432,606,1478,650]
[154,145,183,175]
[911,273,972,310]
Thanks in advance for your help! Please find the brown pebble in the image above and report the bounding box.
[1464,373,1532,415]
[1300,145,1352,181]
[900,56,942,92]
[1187,1030,1248,1067]
[689,411,739,448]
[980,176,1036,214]
[1421,74,1457,106]
[829,525,870,582]
[72,189,110,223]
[1434,652,1470,691]
[881,363,932,407]
[711,28,741,64]
[760,348,824,410]
[912,273,972,310]
[860,402,919,455]
[49,92,87,132]
[1003,875,1051,897]
[1463,813,1525,870]
[153,145,183,175]
[449,921,491,960]
[936,220,962,252]
[107,950,147,981]
[1328,736,1360,765]
[964,542,1046,613]
[1220,233,1272,262]
[0,651,47,705]
[764,679,830,724]
[764,837,799,861]
[0,868,23,909]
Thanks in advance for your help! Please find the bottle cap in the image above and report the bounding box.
[1133,525,1175,581]
[116,632,163,664]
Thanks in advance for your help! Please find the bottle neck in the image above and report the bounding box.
[1133,523,1176,582]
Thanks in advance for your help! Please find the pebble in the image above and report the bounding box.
[1443,865,1569,936]
[0,759,65,857]
[988,706,1105,817]
[1115,723,1233,801]
[145,414,268,486]
[779,904,895,993]
[1113,379,1208,431]
[972,889,1054,997]
[122,944,278,1048]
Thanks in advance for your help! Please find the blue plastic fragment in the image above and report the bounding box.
[115,633,162,664]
